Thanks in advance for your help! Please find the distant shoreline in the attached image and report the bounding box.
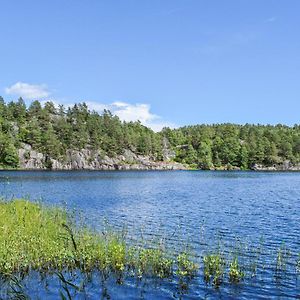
[1,99,299,174]
[1,168,300,172]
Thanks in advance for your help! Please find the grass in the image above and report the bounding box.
[177,252,198,277]
[275,245,290,274]
[203,252,225,286]
[0,199,300,297]
[297,254,300,273]
[228,257,244,282]
[0,199,197,280]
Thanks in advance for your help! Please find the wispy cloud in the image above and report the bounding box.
[194,17,278,56]
[159,7,182,16]
[265,17,277,23]
[195,31,258,56]
[5,82,50,99]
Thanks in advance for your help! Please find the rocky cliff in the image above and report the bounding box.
[18,143,186,170]
[16,143,300,171]
[251,161,300,171]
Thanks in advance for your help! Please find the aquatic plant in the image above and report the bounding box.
[228,257,244,282]
[203,252,225,286]
[0,199,196,283]
[275,245,290,274]
[296,254,300,273]
[176,252,198,277]
[246,239,264,278]
[1,198,300,298]
[135,248,173,278]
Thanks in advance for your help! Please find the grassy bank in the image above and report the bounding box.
[0,199,197,279]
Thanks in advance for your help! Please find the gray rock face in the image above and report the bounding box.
[18,145,46,169]
[18,143,186,170]
[251,161,300,171]
[162,137,176,161]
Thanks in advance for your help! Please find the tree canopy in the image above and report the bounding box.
[0,98,299,169]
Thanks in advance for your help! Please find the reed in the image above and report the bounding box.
[203,252,225,286]
[228,257,244,282]
[297,253,300,273]
[0,199,197,281]
[275,244,290,274]
[1,199,300,297]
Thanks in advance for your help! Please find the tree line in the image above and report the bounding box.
[0,97,299,169]
[162,123,300,169]
[0,97,162,168]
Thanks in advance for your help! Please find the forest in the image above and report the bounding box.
[0,97,299,169]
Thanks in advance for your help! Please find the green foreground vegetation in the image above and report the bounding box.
[0,199,197,280]
[0,199,299,295]
[1,97,300,169]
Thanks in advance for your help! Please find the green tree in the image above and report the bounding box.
[0,138,19,168]
[198,141,213,169]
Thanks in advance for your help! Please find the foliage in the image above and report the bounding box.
[0,199,195,281]
[0,199,300,296]
[203,252,225,286]
[228,257,244,282]
[0,99,163,168]
[162,123,300,169]
[0,97,300,169]
[275,245,290,274]
[176,252,198,277]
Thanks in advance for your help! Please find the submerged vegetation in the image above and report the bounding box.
[1,97,300,169]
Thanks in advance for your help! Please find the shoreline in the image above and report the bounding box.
[1,168,300,172]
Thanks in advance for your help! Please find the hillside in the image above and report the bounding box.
[0,97,299,170]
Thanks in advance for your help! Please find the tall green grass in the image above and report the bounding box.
[0,199,197,280]
[0,199,300,297]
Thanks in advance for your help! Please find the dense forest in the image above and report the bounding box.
[0,97,300,169]
[163,124,300,169]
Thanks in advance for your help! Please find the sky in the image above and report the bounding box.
[1,1,300,131]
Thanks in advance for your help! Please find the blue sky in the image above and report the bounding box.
[1,1,300,130]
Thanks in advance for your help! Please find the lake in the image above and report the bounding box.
[0,170,299,299]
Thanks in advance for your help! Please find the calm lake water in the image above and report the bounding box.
[0,170,300,299]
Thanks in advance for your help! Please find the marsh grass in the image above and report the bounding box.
[227,241,245,283]
[203,252,225,286]
[1,199,300,297]
[177,252,198,278]
[203,241,261,287]
[246,240,264,278]
[228,257,244,282]
[0,199,197,283]
[297,254,300,273]
[275,245,290,275]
